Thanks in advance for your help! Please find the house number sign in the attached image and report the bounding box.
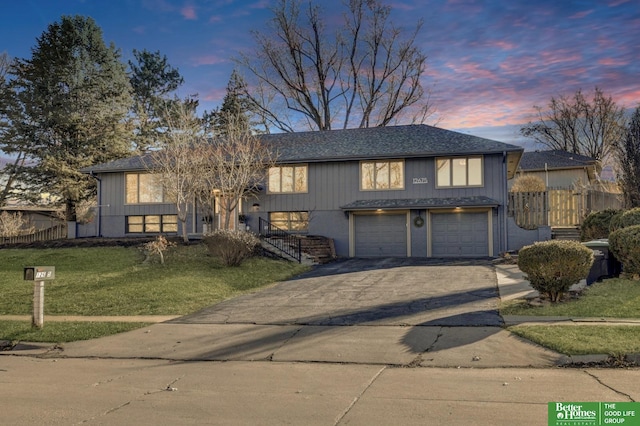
[412,177,428,184]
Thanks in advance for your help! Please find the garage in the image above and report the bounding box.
[430,210,490,257]
[354,213,408,257]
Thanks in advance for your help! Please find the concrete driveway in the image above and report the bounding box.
[173,258,503,327]
[45,258,561,367]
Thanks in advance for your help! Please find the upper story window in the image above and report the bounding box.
[436,156,483,187]
[126,173,169,204]
[268,165,308,193]
[361,160,404,190]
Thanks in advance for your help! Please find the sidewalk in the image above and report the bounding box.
[2,262,639,368]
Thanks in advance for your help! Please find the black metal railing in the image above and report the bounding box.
[259,217,302,263]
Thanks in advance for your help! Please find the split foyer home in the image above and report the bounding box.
[82,124,529,258]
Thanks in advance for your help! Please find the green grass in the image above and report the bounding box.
[0,321,150,343]
[0,244,309,343]
[500,278,640,318]
[508,325,640,356]
[501,277,640,357]
[0,244,309,316]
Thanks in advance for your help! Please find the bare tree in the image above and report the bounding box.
[145,99,203,243]
[616,106,640,208]
[238,0,431,132]
[200,113,277,230]
[521,87,626,164]
[0,211,35,237]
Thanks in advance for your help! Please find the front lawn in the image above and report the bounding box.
[500,278,640,318]
[500,277,640,357]
[0,244,309,342]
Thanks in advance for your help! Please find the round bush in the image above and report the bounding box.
[609,225,640,278]
[609,210,625,233]
[517,240,594,302]
[620,208,640,229]
[580,209,621,241]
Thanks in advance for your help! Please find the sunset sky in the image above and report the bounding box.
[1,0,639,148]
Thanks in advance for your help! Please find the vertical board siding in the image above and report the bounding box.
[258,154,508,213]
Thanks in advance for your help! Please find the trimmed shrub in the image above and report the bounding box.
[609,210,625,233]
[580,209,621,241]
[518,240,594,302]
[609,225,640,278]
[620,208,640,229]
[203,230,260,267]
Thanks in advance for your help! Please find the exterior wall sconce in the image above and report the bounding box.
[251,203,260,212]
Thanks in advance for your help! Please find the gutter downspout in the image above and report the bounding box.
[502,151,508,254]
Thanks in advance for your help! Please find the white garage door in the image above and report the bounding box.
[431,211,489,257]
[354,214,407,257]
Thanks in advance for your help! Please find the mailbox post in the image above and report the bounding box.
[23,266,55,329]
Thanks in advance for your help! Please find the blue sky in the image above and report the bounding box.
[1,0,639,148]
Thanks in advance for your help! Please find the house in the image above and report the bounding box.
[0,205,63,231]
[82,124,528,257]
[508,150,622,232]
[510,149,597,189]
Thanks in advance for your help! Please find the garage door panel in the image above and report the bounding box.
[355,214,407,257]
[431,212,489,257]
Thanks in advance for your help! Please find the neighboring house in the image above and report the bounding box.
[82,125,527,257]
[0,205,63,231]
[508,150,622,231]
[509,149,597,189]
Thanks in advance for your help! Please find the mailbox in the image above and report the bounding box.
[24,266,56,281]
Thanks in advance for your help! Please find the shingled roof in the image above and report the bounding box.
[84,124,523,174]
[518,150,595,171]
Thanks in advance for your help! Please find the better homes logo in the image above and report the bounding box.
[550,403,597,425]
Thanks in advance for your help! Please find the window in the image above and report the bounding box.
[361,160,404,190]
[126,215,178,233]
[126,173,169,204]
[269,212,309,232]
[436,157,483,187]
[268,165,308,193]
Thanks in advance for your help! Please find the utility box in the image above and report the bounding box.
[24,266,56,281]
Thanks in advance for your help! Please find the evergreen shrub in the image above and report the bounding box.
[518,240,594,302]
[609,225,640,278]
[580,209,621,241]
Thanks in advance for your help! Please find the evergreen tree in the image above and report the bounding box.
[617,106,640,208]
[129,49,184,152]
[9,16,132,220]
[204,70,259,136]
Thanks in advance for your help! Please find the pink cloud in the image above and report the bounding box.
[569,9,594,19]
[209,15,222,23]
[598,57,629,66]
[608,0,630,6]
[486,40,516,50]
[191,54,228,66]
[181,5,197,20]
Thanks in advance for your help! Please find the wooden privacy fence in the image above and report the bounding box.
[0,223,67,245]
[508,189,623,229]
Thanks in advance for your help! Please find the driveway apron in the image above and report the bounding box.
[172,258,503,327]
